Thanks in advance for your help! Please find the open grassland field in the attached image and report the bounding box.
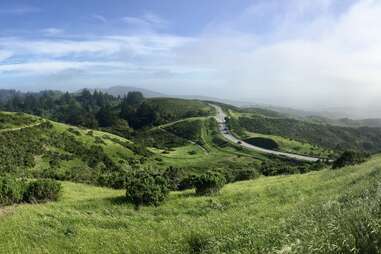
[1,155,381,253]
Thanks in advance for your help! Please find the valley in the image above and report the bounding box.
[211,104,322,162]
[0,90,379,253]
[2,1,381,253]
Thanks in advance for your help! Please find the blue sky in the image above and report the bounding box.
[0,0,254,36]
[1,0,381,111]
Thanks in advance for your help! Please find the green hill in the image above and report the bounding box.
[229,113,381,154]
[142,97,214,125]
[1,154,380,253]
[0,112,265,187]
[0,112,41,130]
[0,112,149,187]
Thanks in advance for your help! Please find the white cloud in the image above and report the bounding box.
[0,61,126,75]
[2,1,381,114]
[0,34,202,76]
[174,0,381,110]
[0,34,192,59]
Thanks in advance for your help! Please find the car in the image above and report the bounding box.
[237,141,242,145]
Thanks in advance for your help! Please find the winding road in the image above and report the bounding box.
[210,104,321,162]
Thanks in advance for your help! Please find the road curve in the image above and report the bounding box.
[210,104,321,162]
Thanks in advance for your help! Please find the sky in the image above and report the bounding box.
[1,0,381,113]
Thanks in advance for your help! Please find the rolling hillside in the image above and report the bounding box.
[0,155,380,253]
[0,112,144,188]
[0,99,380,254]
[0,111,265,186]
[228,110,381,154]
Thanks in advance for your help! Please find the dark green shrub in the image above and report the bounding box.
[97,171,128,189]
[0,176,25,205]
[332,151,369,169]
[163,166,183,191]
[178,175,195,191]
[193,171,226,196]
[234,168,258,181]
[125,170,169,207]
[186,232,212,254]
[23,179,62,203]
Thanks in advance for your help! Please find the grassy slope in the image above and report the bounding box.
[29,121,136,176]
[0,111,261,181]
[145,97,214,125]
[149,117,263,170]
[0,112,41,130]
[243,130,333,158]
[1,155,381,253]
[228,110,334,158]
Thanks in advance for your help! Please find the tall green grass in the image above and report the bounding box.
[1,156,381,253]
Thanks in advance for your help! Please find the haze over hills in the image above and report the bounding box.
[92,86,381,126]
[90,86,166,98]
[2,0,381,252]
[0,88,379,253]
[6,85,381,127]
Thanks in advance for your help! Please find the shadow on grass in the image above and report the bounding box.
[106,195,128,205]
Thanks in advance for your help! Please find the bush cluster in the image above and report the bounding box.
[332,150,370,169]
[0,176,25,205]
[23,179,61,203]
[260,158,326,176]
[192,171,226,196]
[125,170,169,207]
[0,177,61,206]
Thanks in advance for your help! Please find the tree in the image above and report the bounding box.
[126,91,144,106]
[128,102,157,129]
[332,151,369,169]
[96,105,117,127]
[120,92,145,121]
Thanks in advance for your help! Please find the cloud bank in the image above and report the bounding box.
[1,0,381,114]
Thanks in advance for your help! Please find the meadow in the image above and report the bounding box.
[1,155,380,253]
